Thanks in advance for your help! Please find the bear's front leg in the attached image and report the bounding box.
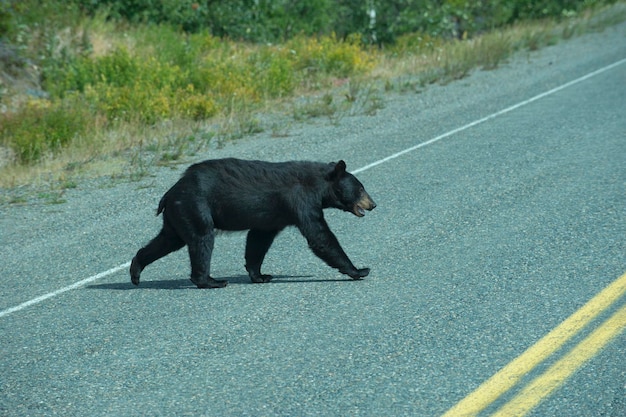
[298,214,369,280]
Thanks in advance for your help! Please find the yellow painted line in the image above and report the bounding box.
[491,303,626,416]
[442,272,626,417]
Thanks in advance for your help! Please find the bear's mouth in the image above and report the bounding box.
[352,203,367,217]
[351,194,376,217]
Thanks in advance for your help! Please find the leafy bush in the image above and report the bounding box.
[288,33,374,78]
[0,98,92,163]
[74,0,336,40]
[0,0,14,37]
[38,28,373,121]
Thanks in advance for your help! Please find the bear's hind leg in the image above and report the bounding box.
[131,226,185,285]
[187,231,228,289]
[245,229,280,283]
[168,201,227,289]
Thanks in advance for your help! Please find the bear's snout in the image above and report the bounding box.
[353,193,376,217]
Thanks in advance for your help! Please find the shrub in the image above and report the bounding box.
[1,98,92,163]
[0,0,14,37]
[248,46,296,98]
[288,33,374,78]
[176,85,218,120]
[391,32,444,56]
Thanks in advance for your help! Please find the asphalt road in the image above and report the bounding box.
[1,22,625,417]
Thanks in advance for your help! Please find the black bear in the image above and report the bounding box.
[130,158,376,288]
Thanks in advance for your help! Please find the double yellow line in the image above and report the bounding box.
[443,272,626,417]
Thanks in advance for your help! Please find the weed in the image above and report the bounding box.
[344,79,385,116]
[8,195,28,205]
[36,176,78,204]
[510,22,560,52]
[270,123,292,138]
[475,32,512,70]
[127,139,153,181]
[293,93,338,121]
[439,41,476,83]
[390,32,443,56]
[38,190,67,205]
[216,113,264,143]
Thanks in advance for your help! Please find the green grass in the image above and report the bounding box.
[1,2,625,191]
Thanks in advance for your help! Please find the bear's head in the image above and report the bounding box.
[326,160,376,217]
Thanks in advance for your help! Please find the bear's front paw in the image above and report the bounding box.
[130,257,142,286]
[349,268,370,280]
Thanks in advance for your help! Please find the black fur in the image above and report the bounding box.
[130,158,376,288]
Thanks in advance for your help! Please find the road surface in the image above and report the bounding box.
[1,21,625,417]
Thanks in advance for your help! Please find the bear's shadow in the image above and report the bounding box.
[87,275,351,291]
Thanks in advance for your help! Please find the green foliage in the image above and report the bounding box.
[38,29,372,123]
[248,47,296,98]
[390,32,444,55]
[287,33,374,78]
[510,0,600,20]
[69,0,617,43]
[0,0,14,37]
[0,99,92,163]
[75,0,336,40]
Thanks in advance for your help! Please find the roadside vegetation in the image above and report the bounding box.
[0,0,624,195]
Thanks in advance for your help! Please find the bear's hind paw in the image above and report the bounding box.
[250,274,273,284]
[191,277,228,289]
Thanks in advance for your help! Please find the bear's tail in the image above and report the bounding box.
[157,193,167,216]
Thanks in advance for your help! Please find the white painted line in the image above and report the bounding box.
[1,58,624,319]
[0,262,131,318]
[353,57,626,174]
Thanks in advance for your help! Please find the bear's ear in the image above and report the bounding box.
[327,160,347,181]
